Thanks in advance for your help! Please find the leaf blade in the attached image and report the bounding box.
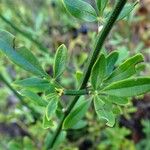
[94,96,115,127]
[104,54,144,84]
[13,77,54,92]
[53,44,68,79]
[46,96,58,120]
[102,77,150,97]
[63,98,91,129]
[63,0,97,22]
[0,30,47,77]
[91,54,106,90]
[21,90,48,107]
[117,2,138,21]
[96,0,108,15]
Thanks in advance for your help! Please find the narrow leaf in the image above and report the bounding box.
[42,114,53,129]
[102,77,150,97]
[62,0,97,22]
[0,29,15,46]
[104,54,144,83]
[53,131,67,148]
[13,77,54,92]
[21,90,48,107]
[0,30,47,77]
[91,54,106,89]
[117,2,138,20]
[96,0,108,15]
[63,99,91,129]
[106,51,119,76]
[53,44,67,78]
[71,120,87,129]
[107,95,129,105]
[94,96,115,127]
[46,96,58,120]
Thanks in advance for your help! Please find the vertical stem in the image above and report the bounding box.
[47,0,127,149]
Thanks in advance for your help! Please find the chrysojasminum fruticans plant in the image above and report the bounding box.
[0,0,149,149]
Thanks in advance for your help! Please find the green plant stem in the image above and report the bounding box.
[0,14,48,52]
[63,89,88,96]
[46,0,127,149]
[0,73,40,120]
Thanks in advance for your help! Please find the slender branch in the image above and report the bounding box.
[46,0,127,149]
[0,14,48,52]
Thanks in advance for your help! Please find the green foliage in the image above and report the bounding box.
[0,0,150,149]
[98,127,136,150]
[96,0,108,15]
[91,54,106,90]
[90,52,149,127]
[21,90,48,107]
[106,51,119,76]
[137,120,150,150]
[102,77,150,97]
[54,44,68,79]
[46,96,58,120]
[0,30,47,77]
[43,114,54,129]
[63,98,91,129]
[62,0,97,22]
[13,77,54,92]
[117,1,138,20]
[94,95,115,127]
[104,53,144,83]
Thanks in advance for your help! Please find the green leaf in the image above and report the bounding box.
[0,30,47,77]
[94,96,115,127]
[62,0,97,22]
[0,29,15,46]
[117,2,138,20]
[91,54,106,90]
[104,54,144,83]
[112,105,122,115]
[75,71,83,83]
[63,98,91,129]
[21,90,48,107]
[71,120,87,129]
[16,47,47,76]
[53,131,67,148]
[102,77,150,97]
[42,114,53,129]
[53,44,68,78]
[45,131,66,149]
[106,51,119,76]
[96,0,108,15]
[106,95,129,105]
[46,96,58,120]
[13,77,54,92]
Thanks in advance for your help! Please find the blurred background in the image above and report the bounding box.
[0,0,150,149]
